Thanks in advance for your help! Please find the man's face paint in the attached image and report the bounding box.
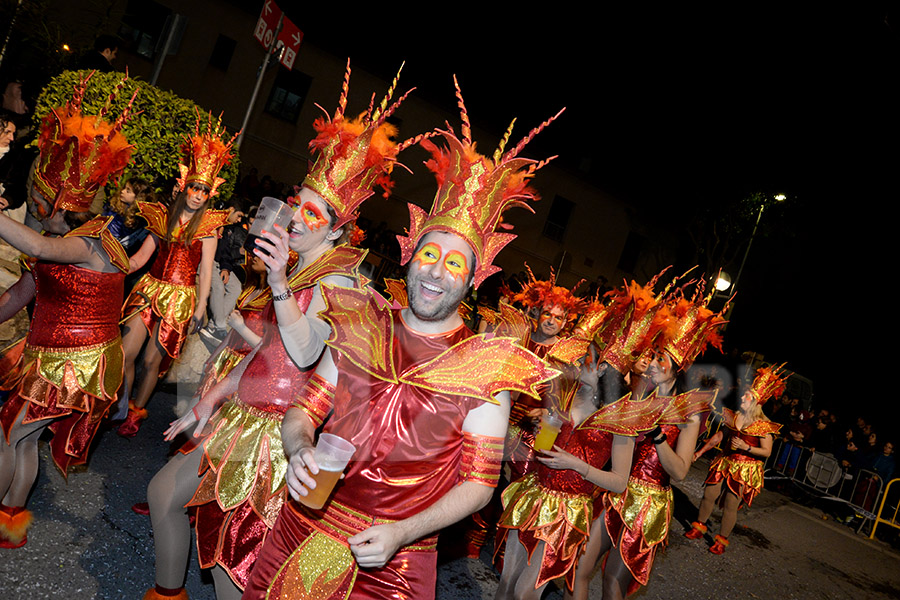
[298,201,329,231]
[412,242,471,282]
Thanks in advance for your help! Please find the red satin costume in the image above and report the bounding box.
[0,217,127,474]
[185,246,364,590]
[121,202,229,375]
[245,287,552,600]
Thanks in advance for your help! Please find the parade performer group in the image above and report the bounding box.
[0,61,794,600]
[0,73,135,548]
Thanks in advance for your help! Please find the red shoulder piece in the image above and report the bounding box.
[65,216,129,273]
[493,303,532,346]
[580,390,669,435]
[399,334,561,405]
[194,209,231,239]
[546,335,591,365]
[286,245,365,292]
[658,389,718,425]
[320,284,396,383]
[136,201,168,237]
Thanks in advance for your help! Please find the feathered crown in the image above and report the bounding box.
[662,279,728,370]
[749,363,789,405]
[34,71,136,215]
[514,264,586,324]
[397,76,564,288]
[301,60,426,231]
[177,110,238,197]
[588,271,674,375]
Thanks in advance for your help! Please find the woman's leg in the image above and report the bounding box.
[697,480,723,524]
[719,489,742,538]
[494,530,548,600]
[211,565,243,600]
[133,328,167,410]
[0,408,48,506]
[566,512,612,600]
[147,449,204,591]
[601,543,635,600]
[120,315,149,405]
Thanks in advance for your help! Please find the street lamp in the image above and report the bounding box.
[731,193,786,295]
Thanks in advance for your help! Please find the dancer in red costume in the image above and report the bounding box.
[243,78,562,600]
[117,114,235,437]
[494,277,671,599]
[140,62,420,600]
[684,364,786,554]
[465,267,586,558]
[569,285,725,600]
[0,73,135,548]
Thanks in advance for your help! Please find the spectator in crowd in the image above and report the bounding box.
[200,198,247,344]
[75,34,121,73]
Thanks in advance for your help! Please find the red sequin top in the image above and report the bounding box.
[630,424,680,487]
[235,287,316,414]
[537,418,614,496]
[325,312,484,521]
[28,262,124,348]
[148,238,204,286]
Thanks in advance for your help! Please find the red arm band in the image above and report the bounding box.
[459,432,505,487]
[293,373,335,428]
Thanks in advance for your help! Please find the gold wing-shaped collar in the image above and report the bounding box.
[65,215,129,273]
[287,245,366,292]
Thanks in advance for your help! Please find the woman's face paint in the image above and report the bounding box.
[299,201,329,231]
[411,243,471,282]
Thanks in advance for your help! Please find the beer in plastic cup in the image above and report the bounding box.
[299,433,355,510]
[533,413,563,451]
[244,196,294,255]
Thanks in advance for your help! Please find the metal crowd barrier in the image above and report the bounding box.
[763,438,885,534]
[869,477,900,540]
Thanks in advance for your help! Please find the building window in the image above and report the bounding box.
[542,195,574,242]
[118,0,176,60]
[209,35,236,71]
[265,69,312,123]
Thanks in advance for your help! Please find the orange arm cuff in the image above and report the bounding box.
[293,373,335,428]
[459,432,504,487]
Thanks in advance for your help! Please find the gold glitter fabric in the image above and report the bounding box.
[580,390,670,435]
[459,432,504,487]
[496,472,597,592]
[320,285,559,404]
[293,373,335,429]
[66,216,130,273]
[658,389,717,425]
[188,398,287,526]
[705,452,765,507]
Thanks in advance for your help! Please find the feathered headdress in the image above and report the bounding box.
[396,76,564,288]
[34,71,137,214]
[301,60,427,231]
[514,264,586,324]
[586,271,675,375]
[662,279,728,370]
[749,363,789,405]
[177,110,237,197]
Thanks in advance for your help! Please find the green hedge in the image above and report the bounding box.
[32,70,241,200]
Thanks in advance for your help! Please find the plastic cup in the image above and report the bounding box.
[533,413,563,451]
[244,196,294,254]
[299,433,356,510]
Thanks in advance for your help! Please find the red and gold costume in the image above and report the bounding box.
[496,393,669,592]
[705,408,781,507]
[180,246,364,590]
[0,217,129,473]
[244,286,557,599]
[121,201,229,375]
[604,390,716,594]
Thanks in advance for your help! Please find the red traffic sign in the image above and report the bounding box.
[253,0,303,69]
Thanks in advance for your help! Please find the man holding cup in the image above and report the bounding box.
[244,83,563,600]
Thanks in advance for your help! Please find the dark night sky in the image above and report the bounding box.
[273,5,894,418]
